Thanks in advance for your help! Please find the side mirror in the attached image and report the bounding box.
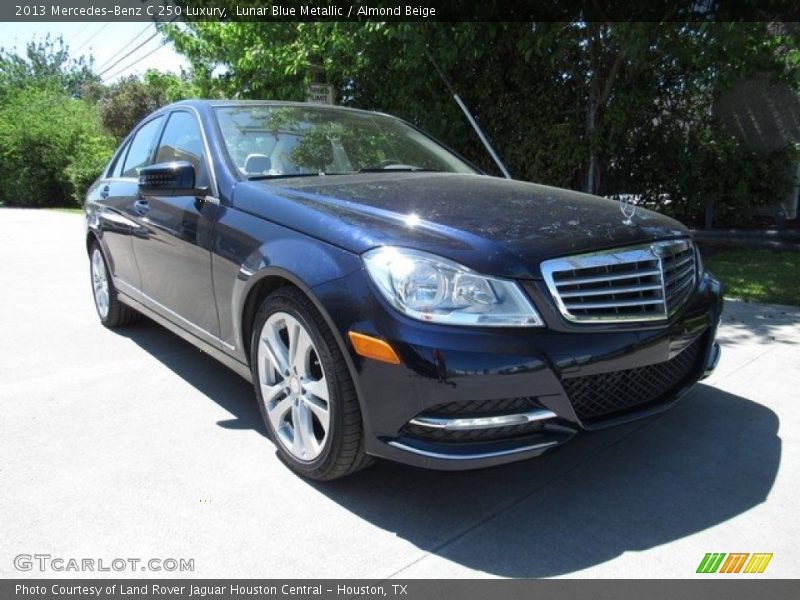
[138,161,203,196]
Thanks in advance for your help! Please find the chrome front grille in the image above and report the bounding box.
[541,239,697,323]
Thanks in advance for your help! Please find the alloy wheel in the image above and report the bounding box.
[91,248,110,319]
[257,311,331,461]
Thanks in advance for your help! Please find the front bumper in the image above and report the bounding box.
[313,269,724,470]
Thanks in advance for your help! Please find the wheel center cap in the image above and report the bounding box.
[290,378,301,395]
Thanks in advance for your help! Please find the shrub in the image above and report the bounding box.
[0,87,115,207]
[64,132,116,205]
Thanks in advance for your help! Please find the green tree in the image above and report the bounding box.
[0,36,200,207]
[0,87,115,206]
[99,70,198,140]
[0,35,98,102]
[159,20,367,100]
[138,19,800,224]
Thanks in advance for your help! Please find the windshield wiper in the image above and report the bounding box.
[248,168,445,180]
[248,173,326,181]
[358,167,443,173]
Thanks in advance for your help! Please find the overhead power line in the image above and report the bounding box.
[96,30,163,78]
[97,15,178,79]
[73,22,112,55]
[96,23,152,72]
[66,22,95,45]
[101,41,168,83]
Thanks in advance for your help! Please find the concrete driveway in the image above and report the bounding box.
[0,208,797,578]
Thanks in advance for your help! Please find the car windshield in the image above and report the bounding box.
[214,104,477,179]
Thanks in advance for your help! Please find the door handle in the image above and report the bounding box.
[100,185,110,199]
[133,199,149,215]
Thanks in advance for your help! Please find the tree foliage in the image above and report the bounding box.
[0,35,98,101]
[100,71,198,140]
[0,87,115,207]
[0,37,114,207]
[163,19,800,226]
[1,20,799,221]
[0,36,196,206]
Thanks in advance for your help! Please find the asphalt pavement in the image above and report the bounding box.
[1,208,797,578]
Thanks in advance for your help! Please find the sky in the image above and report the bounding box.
[0,21,190,83]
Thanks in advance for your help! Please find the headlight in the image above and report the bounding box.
[362,247,544,327]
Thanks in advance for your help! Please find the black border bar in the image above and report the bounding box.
[3,580,800,600]
[4,0,800,22]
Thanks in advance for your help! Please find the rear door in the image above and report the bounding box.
[130,109,221,343]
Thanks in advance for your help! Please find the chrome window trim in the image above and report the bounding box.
[541,239,696,324]
[119,114,166,179]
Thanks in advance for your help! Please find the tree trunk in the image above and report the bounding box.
[586,102,597,194]
[704,197,715,229]
[584,24,628,196]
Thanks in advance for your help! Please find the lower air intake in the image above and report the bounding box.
[561,337,702,423]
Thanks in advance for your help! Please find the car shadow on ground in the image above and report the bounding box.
[117,318,266,436]
[121,319,781,578]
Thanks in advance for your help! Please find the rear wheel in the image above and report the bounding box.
[250,287,372,480]
[89,242,138,328]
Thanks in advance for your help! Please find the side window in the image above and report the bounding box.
[109,141,130,178]
[121,116,164,178]
[155,111,209,188]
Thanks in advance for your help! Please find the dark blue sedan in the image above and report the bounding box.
[85,100,722,479]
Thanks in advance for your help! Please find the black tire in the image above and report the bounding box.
[250,286,372,480]
[89,241,138,328]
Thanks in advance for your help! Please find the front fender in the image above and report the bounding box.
[211,205,362,364]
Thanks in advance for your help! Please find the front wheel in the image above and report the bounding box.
[250,287,372,480]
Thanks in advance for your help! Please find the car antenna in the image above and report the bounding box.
[424,47,512,180]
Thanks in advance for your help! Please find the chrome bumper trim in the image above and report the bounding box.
[386,439,559,461]
[408,408,557,431]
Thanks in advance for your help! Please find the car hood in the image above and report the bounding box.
[234,172,689,279]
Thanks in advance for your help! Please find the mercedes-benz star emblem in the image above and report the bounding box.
[619,196,637,226]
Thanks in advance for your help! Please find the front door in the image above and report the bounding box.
[130,110,221,344]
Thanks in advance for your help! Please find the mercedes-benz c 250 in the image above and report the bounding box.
[85,100,722,480]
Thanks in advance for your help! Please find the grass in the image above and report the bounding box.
[704,248,800,306]
[47,207,84,214]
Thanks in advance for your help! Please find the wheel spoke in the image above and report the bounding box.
[291,327,314,377]
[267,394,293,432]
[261,327,289,375]
[260,380,285,405]
[286,317,300,368]
[291,404,307,457]
[300,403,321,457]
[303,376,329,402]
[305,395,330,433]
